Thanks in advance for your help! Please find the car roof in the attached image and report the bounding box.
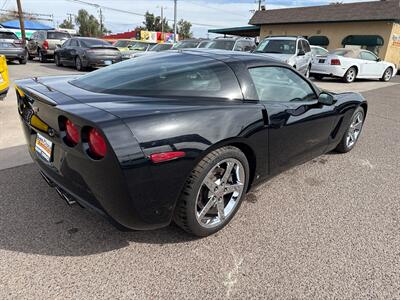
[180,49,286,66]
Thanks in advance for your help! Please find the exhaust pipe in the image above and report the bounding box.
[55,187,77,206]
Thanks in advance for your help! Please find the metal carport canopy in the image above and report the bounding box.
[208,25,260,37]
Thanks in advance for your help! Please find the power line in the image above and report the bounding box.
[64,0,223,28]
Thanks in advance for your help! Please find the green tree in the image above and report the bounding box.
[177,19,193,40]
[75,9,107,37]
[59,18,74,29]
[143,11,171,32]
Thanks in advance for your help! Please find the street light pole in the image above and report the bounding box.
[161,6,164,41]
[173,0,177,42]
[16,0,26,46]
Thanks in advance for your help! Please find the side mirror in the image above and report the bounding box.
[318,92,335,105]
[298,50,305,56]
[376,58,381,62]
[56,44,61,48]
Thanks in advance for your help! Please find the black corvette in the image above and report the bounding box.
[15,50,367,236]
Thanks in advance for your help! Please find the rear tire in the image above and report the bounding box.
[27,51,33,60]
[335,106,365,153]
[343,67,357,83]
[380,67,392,82]
[305,65,311,78]
[174,146,249,237]
[19,51,28,65]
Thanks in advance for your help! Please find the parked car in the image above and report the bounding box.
[310,45,329,64]
[311,48,397,83]
[0,55,9,100]
[54,37,122,71]
[15,49,367,236]
[172,39,209,49]
[133,43,174,58]
[119,40,157,60]
[113,39,134,51]
[0,29,28,64]
[204,37,256,52]
[27,30,71,62]
[254,36,312,77]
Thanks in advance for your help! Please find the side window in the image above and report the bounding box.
[62,39,70,47]
[40,32,46,40]
[249,67,316,102]
[70,39,78,47]
[360,51,377,61]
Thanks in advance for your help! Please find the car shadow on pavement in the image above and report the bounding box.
[0,163,196,257]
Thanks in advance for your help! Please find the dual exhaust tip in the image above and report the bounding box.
[40,171,77,206]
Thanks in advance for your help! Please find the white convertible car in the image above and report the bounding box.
[311,48,397,83]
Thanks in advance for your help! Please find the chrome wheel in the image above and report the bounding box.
[195,158,245,228]
[384,68,392,81]
[346,68,356,82]
[346,111,364,148]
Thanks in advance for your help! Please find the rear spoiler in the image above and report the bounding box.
[16,85,57,106]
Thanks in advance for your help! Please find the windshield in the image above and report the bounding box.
[198,41,211,48]
[47,31,71,40]
[0,32,18,40]
[70,52,242,100]
[150,43,173,51]
[255,39,296,54]
[114,40,131,47]
[205,40,235,50]
[173,41,200,49]
[80,39,111,47]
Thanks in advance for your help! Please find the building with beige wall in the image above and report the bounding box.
[248,1,400,67]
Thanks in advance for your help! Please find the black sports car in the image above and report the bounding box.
[54,37,122,71]
[15,50,367,236]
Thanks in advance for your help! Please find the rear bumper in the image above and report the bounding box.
[84,56,122,68]
[42,49,55,57]
[311,64,347,77]
[0,48,26,60]
[16,88,176,230]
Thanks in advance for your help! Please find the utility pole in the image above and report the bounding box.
[258,0,262,10]
[67,13,74,24]
[161,6,164,41]
[173,0,177,42]
[99,8,103,34]
[16,0,26,45]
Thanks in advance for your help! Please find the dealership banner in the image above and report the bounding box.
[140,31,178,43]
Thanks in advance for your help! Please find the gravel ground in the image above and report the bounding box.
[0,60,399,299]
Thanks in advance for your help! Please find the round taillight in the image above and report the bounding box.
[65,119,80,145]
[88,128,107,158]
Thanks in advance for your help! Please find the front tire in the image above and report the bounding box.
[335,107,365,153]
[174,146,249,237]
[305,65,311,78]
[19,51,28,64]
[380,67,392,82]
[343,67,357,83]
[54,54,62,67]
[75,56,85,71]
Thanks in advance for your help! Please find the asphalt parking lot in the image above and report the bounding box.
[0,61,399,299]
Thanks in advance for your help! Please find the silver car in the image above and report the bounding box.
[254,36,313,77]
[0,29,28,64]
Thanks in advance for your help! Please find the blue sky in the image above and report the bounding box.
[5,0,375,37]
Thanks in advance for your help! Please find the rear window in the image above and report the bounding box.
[71,53,242,100]
[330,49,355,58]
[47,31,71,40]
[0,32,18,39]
[80,39,111,47]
